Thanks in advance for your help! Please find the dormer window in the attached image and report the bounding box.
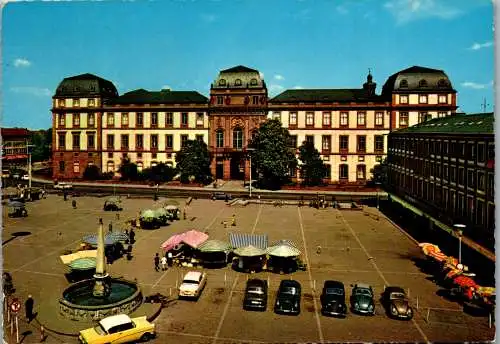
[419,79,428,87]
[235,79,242,86]
[250,78,258,86]
[438,79,448,88]
[399,79,408,88]
[218,79,226,86]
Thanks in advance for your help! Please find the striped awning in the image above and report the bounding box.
[271,239,299,248]
[229,232,268,250]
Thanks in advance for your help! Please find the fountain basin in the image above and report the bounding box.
[59,278,143,321]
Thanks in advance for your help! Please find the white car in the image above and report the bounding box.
[178,271,207,299]
[21,174,29,180]
[54,182,73,190]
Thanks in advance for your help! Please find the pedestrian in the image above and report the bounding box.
[72,199,77,209]
[167,251,173,267]
[40,324,46,342]
[231,214,236,226]
[25,295,34,322]
[154,253,160,271]
[161,255,167,271]
[116,213,120,220]
[63,191,67,201]
[125,228,129,239]
[129,229,136,244]
[108,222,113,233]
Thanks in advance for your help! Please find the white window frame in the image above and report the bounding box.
[289,112,297,126]
[306,112,314,126]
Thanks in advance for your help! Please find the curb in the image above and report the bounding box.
[33,317,79,338]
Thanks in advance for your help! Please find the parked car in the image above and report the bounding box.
[103,198,122,211]
[320,280,347,317]
[381,286,414,320]
[211,192,232,201]
[54,181,73,190]
[274,280,301,315]
[21,174,29,181]
[243,279,268,311]
[178,271,207,299]
[78,314,155,344]
[350,283,375,315]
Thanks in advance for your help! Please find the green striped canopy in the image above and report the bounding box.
[198,240,232,253]
[140,209,157,219]
[154,208,168,218]
[68,257,97,270]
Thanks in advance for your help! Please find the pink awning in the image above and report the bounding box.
[181,230,209,249]
[161,233,186,251]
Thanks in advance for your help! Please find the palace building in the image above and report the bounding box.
[51,65,458,183]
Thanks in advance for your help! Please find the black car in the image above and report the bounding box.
[211,192,232,201]
[243,279,268,311]
[320,280,347,317]
[274,280,301,315]
[350,283,375,315]
[381,286,413,320]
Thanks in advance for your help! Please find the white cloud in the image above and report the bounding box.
[293,85,304,89]
[161,85,171,90]
[269,84,285,94]
[336,5,349,15]
[383,0,462,24]
[13,58,31,68]
[274,74,285,81]
[468,41,493,50]
[460,81,493,89]
[201,14,217,23]
[10,86,51,97]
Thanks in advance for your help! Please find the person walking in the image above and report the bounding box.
[25,295,34,322]
[154,253,160,271]
[129,228,136,244]
[161,255,168,271]
[108,222,113,233]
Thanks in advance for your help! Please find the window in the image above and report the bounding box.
[106,134,114,150]
[324,164,331,179]
[216,130,224,148]
[121,113,129,126]
[88,98,95,107]
[438,79,448,88]
[478,172,485,191]
[450,167,456,183]
[467,169,475,188]
[458,167,465,185]
[137,113,143,127]
[166,113,173,127]
[419,95,428,104]
[289,112,297,126]
[477,143,486,162]
[400,95,408,104]
[107,113,114,126]
[357,112,366,126]
[289,135,298,148]
[181,135,188,148]
[476,200,484,225]
[151,134,158,149]
[399,112,408,126]
[322,112,331,126]
[217,96,224,105]
[418,112,429,123]
[59,161,65,172]
[166,135,173,149]
[196,113,204,126]
[250,78,258,86]
[107,161,115,173]
[73,161,80,173]
[438,112,447,118]
[58,99,66,107]
[181,113,188,127]
[234,79,242,86]
[438,95,447,104]
[375,112,384,126]
[487,142,495,160]
[375,135,384,152]
[72,113,80,127]
[272,111,281,121]
[339,135,348,151]
[151,112,158,127]
[419,79,428,87]
[58,133,65,148]
[305,135,314,145]
[136,134,143,149]
[88,114,95,127]
[356,165,366,180]
[87,134,95,149]
[340,112,348,126]
[196,134,204,142]
[120,134,129,150]
[59,114,66,127]
[306,112,314,126]
[357,135,366,153]
[339,164,348,179]
[218,79,226,86]
[233,128,243,149]
[322,135,331,152]
[252,96,259,105]
[488,173,494,195]
[399,80,408,88]
[72,133,80,149]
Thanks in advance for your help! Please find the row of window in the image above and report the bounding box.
[57,98,97,108]
[290,164,367,180]
[399,79,449,89]
[272,111,386,127]
[399,94,448,105]
[218,78,259,87]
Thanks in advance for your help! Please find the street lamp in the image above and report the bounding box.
[453,223,466,264]
[247,148,256,198]
[27,144,34,190]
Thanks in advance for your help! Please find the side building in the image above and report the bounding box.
[386,113,495,248]
[1,128,31,170]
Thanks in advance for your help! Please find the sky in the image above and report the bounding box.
[1,0,494,130]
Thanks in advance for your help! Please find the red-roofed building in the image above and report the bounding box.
[1,127,31,166]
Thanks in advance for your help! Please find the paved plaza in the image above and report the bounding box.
[2,194,495,343]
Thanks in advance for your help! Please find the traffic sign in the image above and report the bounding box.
[10,298,20,313]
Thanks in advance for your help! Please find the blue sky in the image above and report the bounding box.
[2,0,494,130]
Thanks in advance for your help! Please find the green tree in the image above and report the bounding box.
[249,119,298,189]
[298,140,326,186]
[370,158,388,185]
[30,129,52,162]
[143,163,176,183]
[83,165,101,180]
[175,140,212,184]
[118,155,139,181]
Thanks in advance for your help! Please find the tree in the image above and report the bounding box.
[30,129,52,162]
[83,165,101,180]
[298,140,326,186]
[143,163,176,183]
[370,158,388,186]
[118,155,139,181]
[175,140,212,184]
[249,119,298,189]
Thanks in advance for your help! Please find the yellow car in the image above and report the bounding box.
[79,314,155,344]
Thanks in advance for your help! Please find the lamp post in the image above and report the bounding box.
[247,148,256,198]
[27,144,34,189]
[453,223,466,264]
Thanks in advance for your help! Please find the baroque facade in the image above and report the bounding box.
[51,65,457,183]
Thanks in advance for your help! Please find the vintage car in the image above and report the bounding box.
[381,286,414,320]
[78,314,155,344]
[165,205,180,220]
[320,280,347,317]
[103,198,122,211]
[243,279,268,311]
[350,283,375,315]
[274,280,301,315]
[54,181,73,190]
[211,192,232,201]
[178,271,207,299]
[7,202,28,218]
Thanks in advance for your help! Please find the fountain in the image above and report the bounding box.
[59,219,143,321]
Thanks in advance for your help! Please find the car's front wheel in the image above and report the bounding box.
[141,332,153,342]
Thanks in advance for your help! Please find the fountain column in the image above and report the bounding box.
[93,218,110,297]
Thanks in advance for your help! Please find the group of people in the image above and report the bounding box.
[154,252,173,271]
